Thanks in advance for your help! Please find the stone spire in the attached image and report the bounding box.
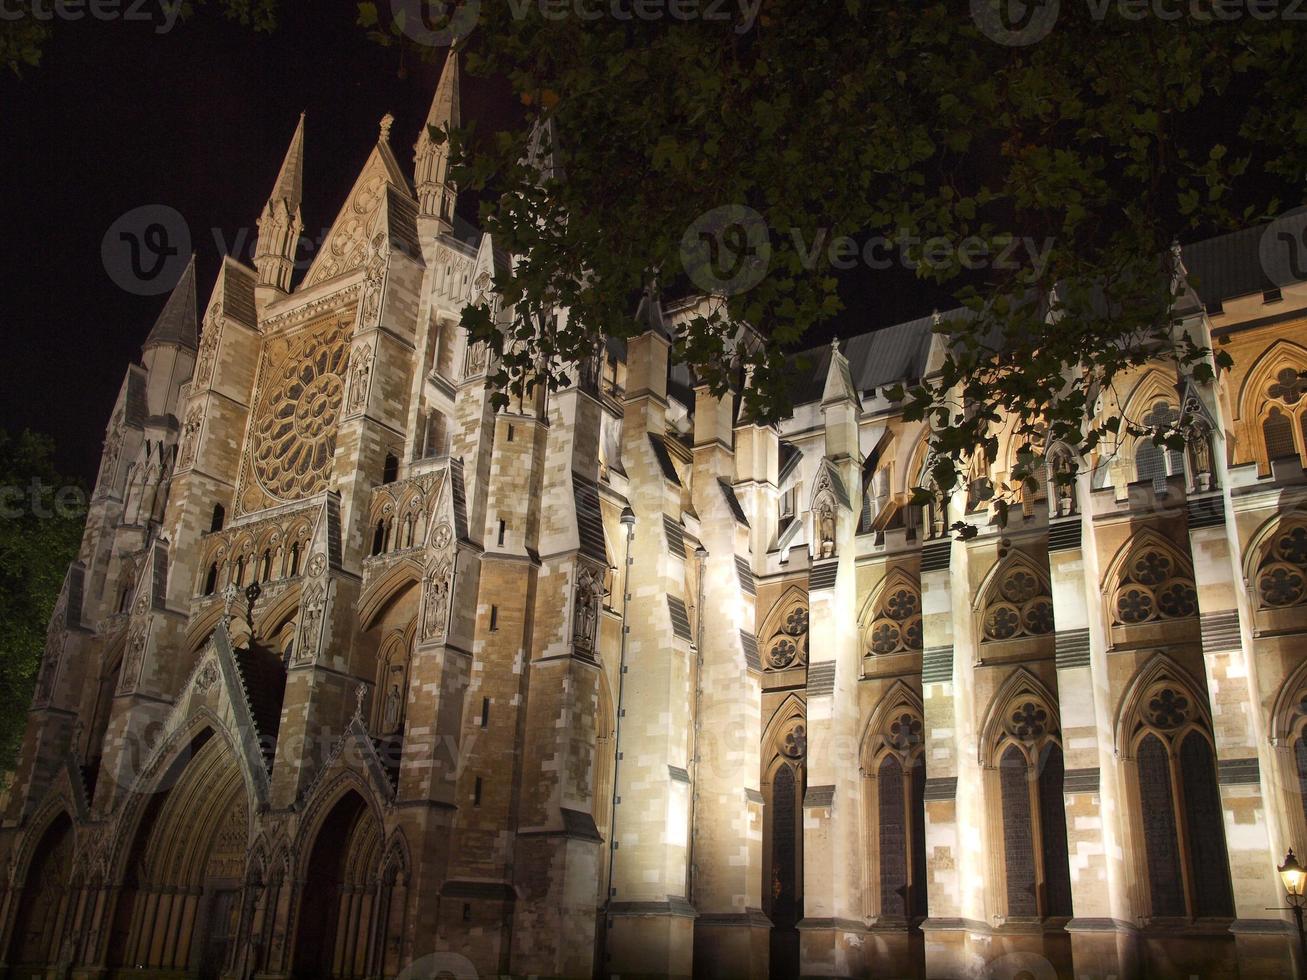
[254,113,305,297]
[415,47,460,231]
[142,253,198,353]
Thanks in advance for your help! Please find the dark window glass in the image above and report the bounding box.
[772,765,798,926]
[1139,734,1185,916]
[1180,732,1234,917]
[1265,408,1296,460]
[1000,746,1037,916]
[878,755,907,918]
[1038,743,1073,917]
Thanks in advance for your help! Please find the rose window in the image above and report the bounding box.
[763,598,809,671]
[885,589,919,621]
[870,622,901,655]
[250,319,351,502]
[1146,687,1191,730]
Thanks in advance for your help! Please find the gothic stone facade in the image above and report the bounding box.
[6,60,1307,980]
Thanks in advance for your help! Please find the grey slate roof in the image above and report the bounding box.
[143,255,198,352]
[790,312,938,406]
[1181,224,1276,306]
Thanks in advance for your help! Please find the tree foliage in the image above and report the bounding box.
[374,0,1307,512]
[0,431,84,772]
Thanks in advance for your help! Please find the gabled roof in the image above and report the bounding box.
[143,254,198,352]
[1181,224,1275,306]
[789,312,938,406]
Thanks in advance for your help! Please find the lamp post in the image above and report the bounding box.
[1279,849,1307,978]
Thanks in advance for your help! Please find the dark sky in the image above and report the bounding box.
[0,6,955,486]
[0,3,514,484]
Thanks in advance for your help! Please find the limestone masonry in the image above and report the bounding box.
[5,50,1307,980]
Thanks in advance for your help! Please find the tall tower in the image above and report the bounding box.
[254,113,305,307]
[414,47,460,236]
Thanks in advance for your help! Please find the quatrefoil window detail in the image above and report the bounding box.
[1007,701,1050,741]
[1112,544,1198,627]
[762,597,809,671]
[1258,525,1307,610]
[886,712,923,752]
[865,578,924,656]
[1268,367,1307,406]
[1146,687,1191,730]
[781,724,807,759]
[982,560,1055,642]
[768,638,799,669]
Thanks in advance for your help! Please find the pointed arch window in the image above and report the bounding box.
[985,681,1073,920]
[1124,670,1234,920]
[866,701,928,922]
[1136,401,1185,490]
[1271,673,1307,857]
[761,592,808,671]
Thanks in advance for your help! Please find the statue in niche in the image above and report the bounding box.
[382,676,403,733]
[817,500,837,559]
[574,570,599,652]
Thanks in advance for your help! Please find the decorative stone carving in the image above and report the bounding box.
[764,597,809,671]
[865,575,923,656]
[179,407,203,469]
[573,566,602,654]
[1112,543,1198,626]
[196,306,221,387]
[194,661,219,695]
[1257,523,1307,609]
[780,723,807,760]
[117,623,148,695]
[359,234,388,328]
[348,344,373,415]
[982,557,1055,642]
[422,557,453,642]
[296,583,327,664]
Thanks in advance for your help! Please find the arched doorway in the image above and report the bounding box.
[292,789,382,979]
[6,811,74,970]
[105,728,250,974]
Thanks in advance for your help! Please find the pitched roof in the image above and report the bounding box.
[1181,224,1275,306]
[268,113,305,213]
[143,254,198,352]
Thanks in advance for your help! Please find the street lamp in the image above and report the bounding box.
[1279,849,1307,978]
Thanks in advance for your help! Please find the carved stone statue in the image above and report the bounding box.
[383,681,402,733]
[817,501,837,559]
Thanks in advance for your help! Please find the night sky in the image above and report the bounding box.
[0,5,950,486]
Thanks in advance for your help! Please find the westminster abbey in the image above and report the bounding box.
[5,51,1307,980]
